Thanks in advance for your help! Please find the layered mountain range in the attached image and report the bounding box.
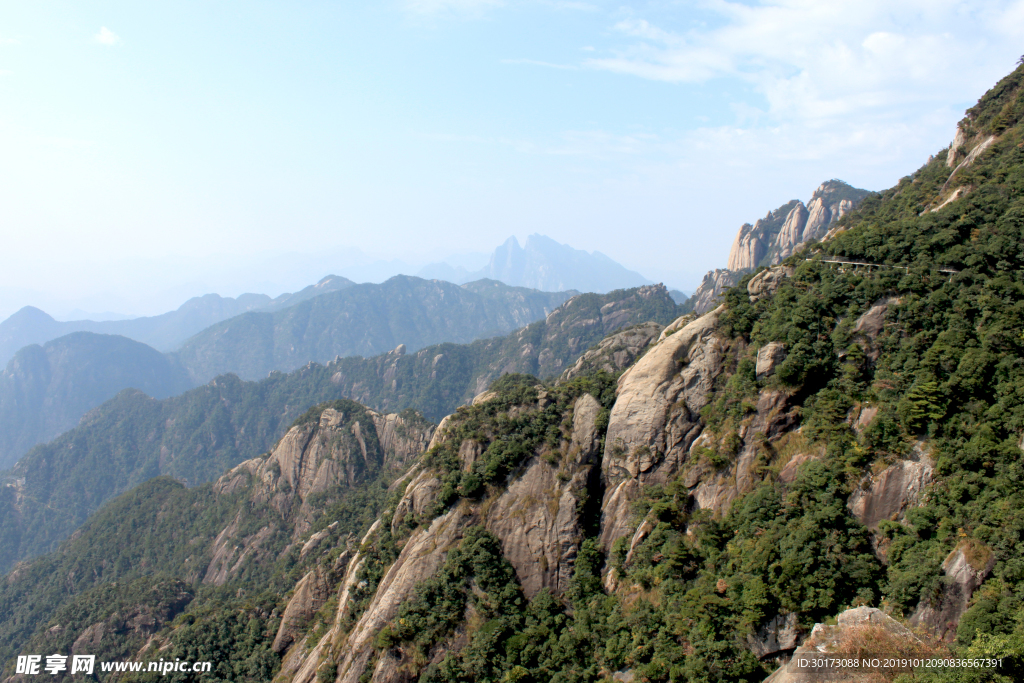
[175,277,574,385]
[2,233,656,368]
[0,277,576,469]
[0,275,357,365]
[4,61,1024,683]
[0,284,679,574]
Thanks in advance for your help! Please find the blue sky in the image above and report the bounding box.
[1,0,1022,318]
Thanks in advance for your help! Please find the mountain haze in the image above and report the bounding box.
[0,333,193,469]
[0,277,571,469]
[0,275,356,365]
[174,276,576,384]
[419,233,652,293]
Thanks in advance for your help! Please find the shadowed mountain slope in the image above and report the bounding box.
[173,276,575,384]
[0,333,194,469]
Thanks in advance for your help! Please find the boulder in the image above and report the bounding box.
[852,297,896,360]
[847,453,933,530]
[747,613,800,660]
[747,267,794,303]
[756,342,787,379]
[472,390,497,405]
[764,607,920,683]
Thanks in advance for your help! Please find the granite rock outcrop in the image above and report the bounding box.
[686,180,869,314]
[559,322,663,383]
[910,541,996,641]
[599,308,724,547]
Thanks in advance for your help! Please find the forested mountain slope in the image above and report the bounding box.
[0,333,194,469]
[174,276,575,384]
[0,401,435,677]
[0,285,679,574]
[255,61,1024,683]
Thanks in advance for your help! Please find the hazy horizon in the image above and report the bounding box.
[3,1,1022,319]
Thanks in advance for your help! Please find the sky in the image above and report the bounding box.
[1,0,1022,319]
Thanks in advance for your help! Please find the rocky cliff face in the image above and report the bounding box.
[687,180,870,314]
[685,269,739,316]
[0,400,436,681]
[726,181,866,272]
[558,321,663,383]
[204,403,433,587]
[256,303,850,682]
[273,382,609,683]
[599,309,724,548]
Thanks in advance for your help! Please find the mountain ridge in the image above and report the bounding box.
[0,274,358,365]
[0,283,680,574]
[0,332,193,470]
[172,276,577,384]
[0,277,578,468]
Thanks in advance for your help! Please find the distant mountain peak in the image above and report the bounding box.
[7,306,55,325]
[422,233,652,294]
[314,274,355,289]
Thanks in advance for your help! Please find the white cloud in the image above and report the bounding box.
[93,27,120,45]
[585,0,1024,127]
